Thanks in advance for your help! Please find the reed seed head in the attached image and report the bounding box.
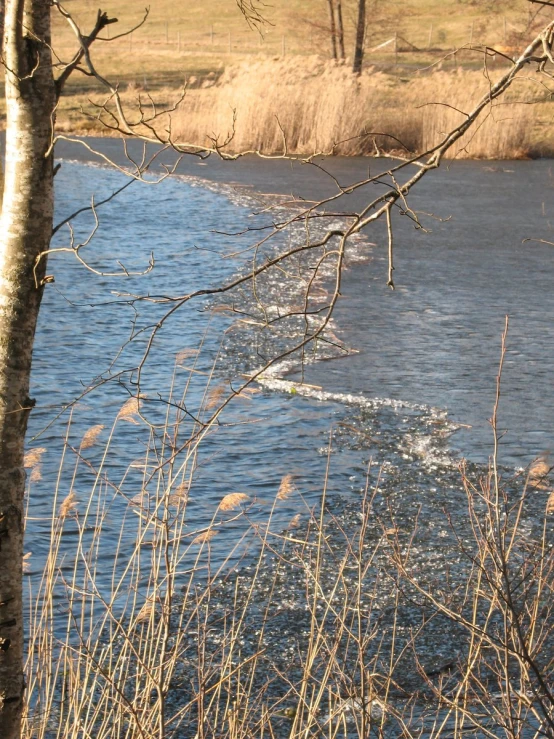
[176,347,200,365]
[29,466,42,483]
[22,552,32,573]
[117,396,144,424]
[59,491,78,519]
[80,424,105,450]
[206,385,227,411]
[277,474,295,500]
[192,529,218,544]
[287,513,301,529]
[529,454,552,489]
[218,492,249,511]
[24,447,46,469]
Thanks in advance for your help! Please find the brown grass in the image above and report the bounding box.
[277,473,296,500]
[171,58,551,159]
[22,337,554,738]
[24,447,47,469]
[117,396,143,423]
[80,424,105,450]
[218,492,250,511]
[23,399,554,739]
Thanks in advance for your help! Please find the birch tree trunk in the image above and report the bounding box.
[0,1,55,736]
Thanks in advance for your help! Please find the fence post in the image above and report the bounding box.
[165,20,169,43]
[282,35,286,56]
[428,23,433,49]
[177,30,181,52]
[469,20,474,45]
[211,25,214,45]
[228,30,231,52]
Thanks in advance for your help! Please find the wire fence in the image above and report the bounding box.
[53,16,526,60]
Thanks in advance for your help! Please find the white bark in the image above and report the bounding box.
[0,1,55,736]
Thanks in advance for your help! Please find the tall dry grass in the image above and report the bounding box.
[22,331,554,737]
[171,58,548,159]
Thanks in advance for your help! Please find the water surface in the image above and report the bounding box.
[26,147,554,582]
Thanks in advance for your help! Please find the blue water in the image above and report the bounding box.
[26,162,365,580]
[25,157,554,586]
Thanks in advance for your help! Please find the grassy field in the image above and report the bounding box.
[50,0,541,86]
[3,1,552,156]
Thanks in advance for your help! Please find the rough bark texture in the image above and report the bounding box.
[352,0,366,74]
[0,1,55,736]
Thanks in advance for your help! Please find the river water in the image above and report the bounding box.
[21,141,554,736]
[25,143,554,575]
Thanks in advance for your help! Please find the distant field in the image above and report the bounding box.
[2,1,552,157]
[50,0,544,90]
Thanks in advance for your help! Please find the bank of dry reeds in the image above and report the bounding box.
[21,339,554,738]
[171,58,550,159]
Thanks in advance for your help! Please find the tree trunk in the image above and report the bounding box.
[352,0,366,75]
[326,0,337,60]
[336,0,345,61]
[0,1,55,736]
[0,1,4,199]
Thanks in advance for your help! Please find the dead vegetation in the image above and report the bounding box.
[169,58,552,159]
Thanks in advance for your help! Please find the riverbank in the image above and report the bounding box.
[168,60,553,159]
[6,60,551,160]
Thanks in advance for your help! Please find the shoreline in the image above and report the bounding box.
[50,135,552,210]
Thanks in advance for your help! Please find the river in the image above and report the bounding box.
[20,138,554,737]
[25,141,554,577]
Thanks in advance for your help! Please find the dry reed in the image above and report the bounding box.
[528,453,552,488]
[277,473,295,500]
[172,58,547,159]
[205,384,227,410]
[175,347,200,364]
[192,529,219,544]
[29,466,42,483]
[24,447,46,468]
[80,423,105,450]
[22,552,32,574]
[218,492,250,511]
[22,337,554,739]
[58,491,78,518]
[117,395,142,423]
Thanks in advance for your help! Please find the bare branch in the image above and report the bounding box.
[54,8,118,97]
